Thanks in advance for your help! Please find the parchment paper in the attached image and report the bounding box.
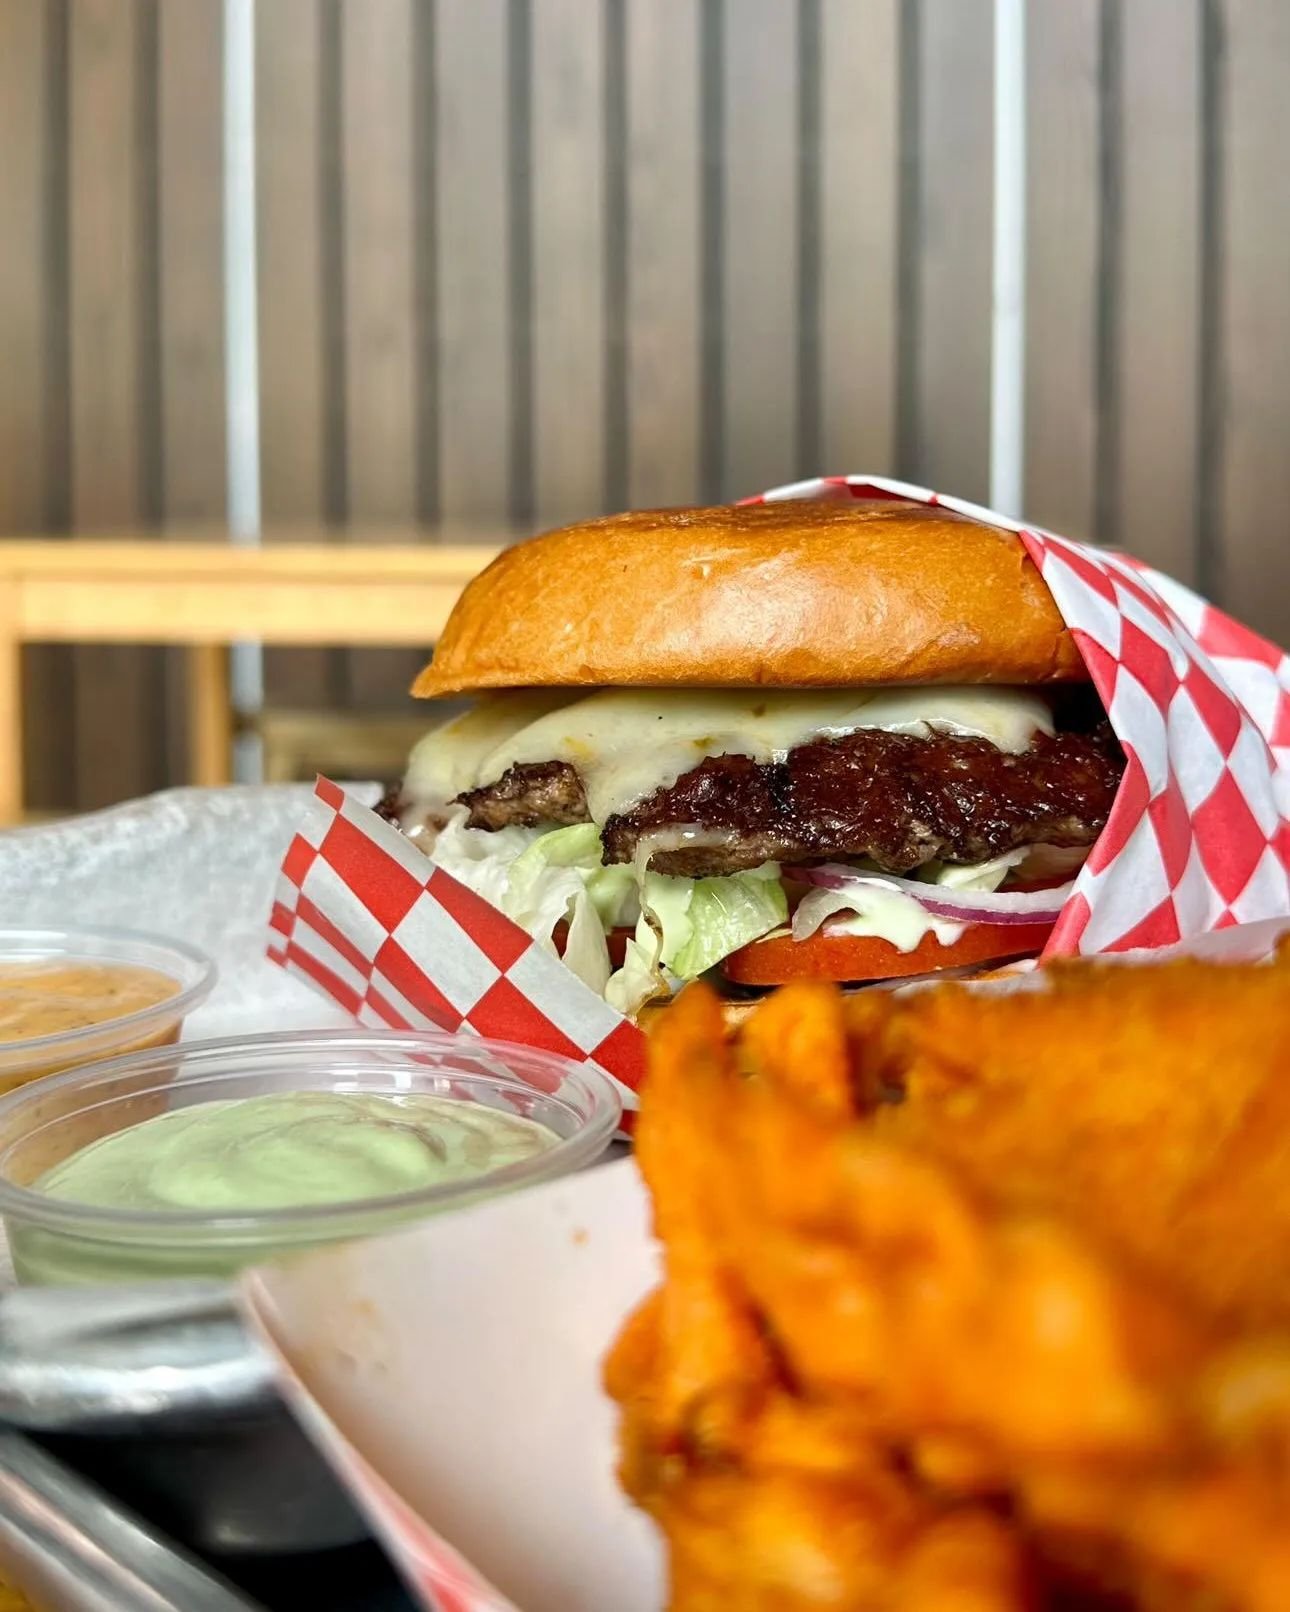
[1,785,370,1040]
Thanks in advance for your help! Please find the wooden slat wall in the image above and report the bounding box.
[0,0,74,812]
[908,0,995,501]
[256,0,340,714]
[2,0,226,815]
[720,0,799,498]
[531,0,607,524]
[338,0,424,707]
[0,1,59,540]
[1215,0,1290,635]
[157,3,225,527]
[1022,0,1206,583]
[1023,0,1102,544]
[1019,0,1290,650]
[158,0,226,775]
[67,0,165,812]
[818,0,900,477]
[5,0,1290,811]
[433,0,513,526]
[1116,0,1202,583]
[623,0,701,507]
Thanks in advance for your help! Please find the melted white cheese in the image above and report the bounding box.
[403,691,577,808]
[405,686,1054,827]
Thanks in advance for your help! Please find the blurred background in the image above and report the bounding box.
[0,0,1287,819]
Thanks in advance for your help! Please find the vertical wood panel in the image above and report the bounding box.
[340,0,416,524]
[1215,0,1290,635]
[0,0,75,812]
[1116,0,1201,579]
[256,0,325,518]
[531,0,606,524]
[1023,0,1101,541]
[158,0,225,781]
[721,0,799,498]
[158,0,224,523]
[625,0,701,507]
[911,0,993,500]
[340,0,423,708]
[819,0,899,475]
[69,0,145,521]
[434,0,512,524]
[68,0,165,809]
[256,0,336,708]
[0,0,56,533]
[0,583,21,825]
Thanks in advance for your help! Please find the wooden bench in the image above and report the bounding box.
[0,536,501,824]
[254,709,442,787]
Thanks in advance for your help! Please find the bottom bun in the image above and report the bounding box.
[636,996,759,1035]
[635,957,1037,1035]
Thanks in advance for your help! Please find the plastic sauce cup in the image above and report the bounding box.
[0,1028,622,1285]
[0,927,215,1097]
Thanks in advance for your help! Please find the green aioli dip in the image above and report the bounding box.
[36,1091,559,1211]
[13,1091,559,1284]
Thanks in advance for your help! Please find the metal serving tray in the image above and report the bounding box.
[0,1281,372,1608]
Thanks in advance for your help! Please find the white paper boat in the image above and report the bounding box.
[241,1158,663,1612]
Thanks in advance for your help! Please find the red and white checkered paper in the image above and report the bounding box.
[268,474,1290,1116]
[266,775,646,1110]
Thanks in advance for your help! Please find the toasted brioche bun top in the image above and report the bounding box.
[412,499,1086,698]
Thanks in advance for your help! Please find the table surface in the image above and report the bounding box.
[25,1430,416,1612]
[215,1539,415,1612]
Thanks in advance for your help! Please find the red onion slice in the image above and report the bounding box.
[792,864,1074,927]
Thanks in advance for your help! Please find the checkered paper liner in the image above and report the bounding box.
[267,775,646,1112]
[748,476,1290,953]
[268,474,1290,1129]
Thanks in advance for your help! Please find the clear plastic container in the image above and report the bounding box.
[0,1028,622,1285]
[0,927,216,1094]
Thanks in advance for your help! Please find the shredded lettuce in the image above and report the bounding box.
[601,867,786,1017]
[644,863,787,978]
[637,874,694,969]
[428,810,541,915]
[506,824,638,996]
[427,814,785,1017]
[560,880,615,995]
[604,914,672,1018]
[427,814,630,997]
[507,824,636,926]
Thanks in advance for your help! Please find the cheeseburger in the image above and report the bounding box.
[380,500,1123,1019]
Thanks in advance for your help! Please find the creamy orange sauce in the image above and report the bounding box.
[0,962,179,1044]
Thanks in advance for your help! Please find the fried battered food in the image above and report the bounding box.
[606,944,1290,1610]
[859,949,1290,1330]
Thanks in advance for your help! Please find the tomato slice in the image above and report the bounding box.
[553,922,633,969]
[721,921,1056,986]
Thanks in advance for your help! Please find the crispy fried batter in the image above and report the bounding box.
[607,944,1290,1610]
[861,951,1290,1329]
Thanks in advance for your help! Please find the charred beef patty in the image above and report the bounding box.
[605,725,1121,876]
[456,759,589,831]
[447,721,1123,878]
[375,784,405,824]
